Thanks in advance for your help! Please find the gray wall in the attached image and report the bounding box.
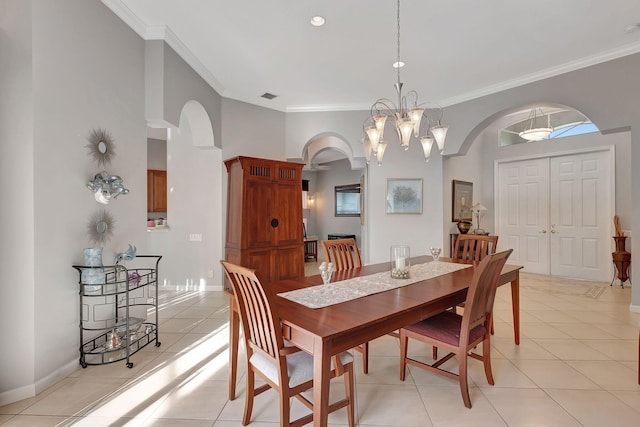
[1,0,36,400]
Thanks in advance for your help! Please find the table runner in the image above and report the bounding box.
[278,261,472,309]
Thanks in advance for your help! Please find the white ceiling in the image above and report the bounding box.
[104,0,640,113]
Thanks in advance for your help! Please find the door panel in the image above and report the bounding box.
[549,151,611,281]
[498,158,549,274]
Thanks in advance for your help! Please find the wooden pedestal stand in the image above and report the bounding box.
[611,236,631,288]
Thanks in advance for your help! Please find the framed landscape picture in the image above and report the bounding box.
[452,180,473,221]
[386,178,423,214]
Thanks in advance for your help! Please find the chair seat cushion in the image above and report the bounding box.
[251,349,353,388]
[403,311,486,347]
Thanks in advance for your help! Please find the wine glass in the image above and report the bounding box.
[429,247,441,262]
[319,262,335,285]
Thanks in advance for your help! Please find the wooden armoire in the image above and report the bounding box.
[224,156,305,288]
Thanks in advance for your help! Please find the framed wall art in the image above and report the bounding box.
[386,178,422,214]
[452,180,473,221]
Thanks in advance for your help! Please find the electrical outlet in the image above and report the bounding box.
[208,270,214,278]
[189,233,202,241]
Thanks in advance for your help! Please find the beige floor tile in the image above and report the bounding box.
[511,359,599,389]
[533,338,611,360]
[582,339,638,361]
[569,360,639,391]
[417,384,506,427]
[469,358,537,389]
[551,323,620,340]
[545,389,640,427]
[520,323,571,339]
[0,415,78,426]
[20,377,127,416]
[158,317,204,333]
[356,383,432,426]
[145,380,228,421]
[490,337,557,361]
[480,387,582,427]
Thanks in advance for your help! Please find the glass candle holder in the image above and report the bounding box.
[390,245,410,279]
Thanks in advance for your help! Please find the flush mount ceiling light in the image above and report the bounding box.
[519,107,553,141]
[310,16,326,27]
[362,0,448,166]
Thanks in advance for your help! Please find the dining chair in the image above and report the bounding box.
[448,233,500,347]
[221,261,355,427]
[452,234,499,262]
[399,249,513,408]
[321,238,363,270]
[321,238,373,373]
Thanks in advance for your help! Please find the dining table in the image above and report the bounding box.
[226,255,523,427]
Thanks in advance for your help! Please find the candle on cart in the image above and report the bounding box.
[396,256,406,269]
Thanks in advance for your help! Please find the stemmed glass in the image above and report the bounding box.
[429,247,441,262]
[319,262,335,285]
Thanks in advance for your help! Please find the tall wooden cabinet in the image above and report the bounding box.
[224,156,305,287]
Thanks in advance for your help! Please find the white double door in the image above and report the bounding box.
[496,149,613,281]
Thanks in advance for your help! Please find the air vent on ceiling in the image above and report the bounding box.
[260,92,278,100]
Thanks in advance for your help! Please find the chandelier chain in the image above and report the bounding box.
[396,0,401,85]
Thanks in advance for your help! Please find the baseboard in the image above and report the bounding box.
[159,284,223,292]
[0,359,78,406]
[0,383,35,407]
[630,303,640,314]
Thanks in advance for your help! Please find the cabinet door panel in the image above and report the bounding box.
[275,182,303,246]
[244,179,274,248]
[273,246,304,281]
[243,249,273,284]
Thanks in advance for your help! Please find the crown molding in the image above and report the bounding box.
[101,0,225,95]
[439,40,640,108]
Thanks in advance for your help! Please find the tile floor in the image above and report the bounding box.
[1,265,640,426]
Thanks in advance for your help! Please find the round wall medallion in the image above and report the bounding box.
[86,128,115,167]
[87,209,115,245]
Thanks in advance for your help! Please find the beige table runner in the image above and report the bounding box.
[278,261,472,309]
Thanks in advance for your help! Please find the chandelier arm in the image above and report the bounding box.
[371,99,398,118]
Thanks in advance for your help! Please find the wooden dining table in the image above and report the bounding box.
[226,255,523,427]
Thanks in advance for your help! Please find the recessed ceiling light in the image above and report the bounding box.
[392,61,405,69]
[625,23,640,33]
[310,16,326,27]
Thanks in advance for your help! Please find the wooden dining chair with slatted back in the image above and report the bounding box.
[321,238,374,373]
[221,261,355,427]
[442,233,501,359]
[399,249,512,408]
[453,234,499,262]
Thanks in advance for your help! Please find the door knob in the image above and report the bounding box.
[539,230,547,234]
[550,229,558,234]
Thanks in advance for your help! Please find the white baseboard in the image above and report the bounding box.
[630,303,640,314]
[0,359,79,406]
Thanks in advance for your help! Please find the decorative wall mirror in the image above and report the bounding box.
[86,128,115,167]
[87,210,115,245]
[335,184,361,217]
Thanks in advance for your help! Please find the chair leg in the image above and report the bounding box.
[279,387,291,427]
[482,336,495,385]
[362,341,369,374]
[459,352,472,408]
[344,363,355,427]
[243,369,255,425]
[399,331,408,381]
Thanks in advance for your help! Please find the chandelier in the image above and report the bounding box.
[519,107,553,141]
[363,0,448,166]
